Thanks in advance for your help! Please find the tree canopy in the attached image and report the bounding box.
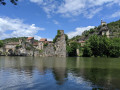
[0,0,18,5]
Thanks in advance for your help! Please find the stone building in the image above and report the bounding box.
[101,19,107,26]
[99,26,110,38]
[5,42,20,54]
[26,37,34,44]
[33,42,39,49]
[79,41,86,47]
[38,38,47,50]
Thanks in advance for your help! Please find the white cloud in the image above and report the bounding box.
[53,20,59,25]
[29,0,120,18]
[0,17,45,40]
[30,0,43,4]
[67,26,95,38]
[111,11,120,18]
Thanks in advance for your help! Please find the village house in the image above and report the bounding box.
[38,38,47,50]
[26,37,34,45]
[5,42,20,53]
[79,41,86,47]
[101,19,107,26]
[33,42,39,49]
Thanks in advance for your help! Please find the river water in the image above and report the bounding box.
[0,56,120,90]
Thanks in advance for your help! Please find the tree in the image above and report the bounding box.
[0,0,18,5]
[67,42,80,56]
[83,44,92,57]
[0,40,3,48]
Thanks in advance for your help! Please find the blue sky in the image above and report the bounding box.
[0,0,120,40]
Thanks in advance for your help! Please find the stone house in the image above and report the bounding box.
[33,42,39,49]
[101,19,107,26]
[26,37,34,45]
[99,26,110,38]
[38,38,47,50]
[79,41,86,47]
[5,42,20,53]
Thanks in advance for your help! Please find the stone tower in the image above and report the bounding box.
[55,30,66,57]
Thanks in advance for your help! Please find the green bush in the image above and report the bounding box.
[0,40,3,47]
[16,45,22,49]
[44,43,48,47]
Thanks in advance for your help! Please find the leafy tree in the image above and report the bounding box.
[0,40,3,47]
[0,0,18,5]
[83,44,92,57]
[67,42,80,56]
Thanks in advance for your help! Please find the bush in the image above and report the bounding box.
[44,43,48,47]
[26,47,31,50]
[16,45,22,49]
[0,40,3,47]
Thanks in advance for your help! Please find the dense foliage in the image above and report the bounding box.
[2,37,27,43]
[108,20,120,37]
[66,42,81,56]
[53,30,61,43]
[83,35,120,57]
[16,45,22,49]
[0,0,18,5]
[0,40,3,47]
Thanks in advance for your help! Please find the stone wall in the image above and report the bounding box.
[42,43,55,57]
[40,30,67,57]
[55,30,66,57]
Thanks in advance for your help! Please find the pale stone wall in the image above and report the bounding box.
[55,33,66,57]
[42,43,55,57]
[40,30,66,57]
[0,48,3,52]
[38,42,44,50]
[102,30,110,38]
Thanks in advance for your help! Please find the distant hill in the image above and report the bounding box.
[2,37,38,44]
[69,20,120,42]
[107,20,120,37]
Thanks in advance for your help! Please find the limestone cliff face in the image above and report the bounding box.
[41,30,66,57]
[55,30,66,57]
[42,43,55,57]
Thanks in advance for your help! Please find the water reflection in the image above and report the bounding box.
[0,56,120,90]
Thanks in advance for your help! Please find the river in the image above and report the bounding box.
[0,56,120,90]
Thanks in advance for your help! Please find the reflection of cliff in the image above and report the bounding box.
[52,58,67,85]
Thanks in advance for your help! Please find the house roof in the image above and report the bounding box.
[79,41,85,43]
[33,42,38,46]
[6,42,19,45]
[27,37,34,40]
[39,38,47,42]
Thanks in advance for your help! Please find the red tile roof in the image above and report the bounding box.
[39,38,47,42]
[33,42,38,46]
[27,37,34,40]
[79,41,85,43]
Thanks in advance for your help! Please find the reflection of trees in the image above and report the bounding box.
[67,57,120,89]
[1,56,120,89]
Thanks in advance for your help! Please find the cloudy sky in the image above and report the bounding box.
[0,0,120,40]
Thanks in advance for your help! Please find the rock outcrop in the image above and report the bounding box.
[41,30,66,57]
[55,30,66,57]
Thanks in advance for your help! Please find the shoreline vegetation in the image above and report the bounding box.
[0,20,120,58]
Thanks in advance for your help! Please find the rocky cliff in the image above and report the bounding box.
[41,30,66,57]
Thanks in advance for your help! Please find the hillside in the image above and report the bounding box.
[2,37,38,44]
[69,20,120,42]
